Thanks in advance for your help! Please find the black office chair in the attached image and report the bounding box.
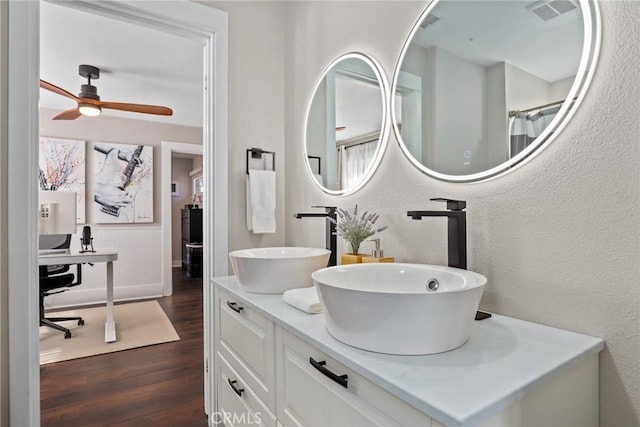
[39,234,84,339]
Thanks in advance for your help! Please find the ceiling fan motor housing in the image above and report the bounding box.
[78,64,101,100]
[79,84,100,101]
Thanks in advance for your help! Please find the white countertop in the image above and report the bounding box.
[212,276,604,426]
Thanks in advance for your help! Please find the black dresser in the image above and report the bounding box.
[181,208,203,269]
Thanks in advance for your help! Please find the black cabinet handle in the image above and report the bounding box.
[228,379,244,397]
[227,301,244,313]
[309,357,348,389]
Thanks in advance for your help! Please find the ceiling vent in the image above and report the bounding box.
[528,0,577,21]
[419,14,440,30]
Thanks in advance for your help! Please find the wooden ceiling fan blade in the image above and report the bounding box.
[52,108,82,120]
[101,101,173,116]
[40,79,79,101]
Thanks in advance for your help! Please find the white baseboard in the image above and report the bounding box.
[44,283,164,310]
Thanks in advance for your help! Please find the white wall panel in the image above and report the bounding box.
[45,227,163,308]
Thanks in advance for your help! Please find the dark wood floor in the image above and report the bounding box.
[40,268,208,427]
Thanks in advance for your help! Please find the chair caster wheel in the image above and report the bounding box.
[64,331,71,339]
[78,319,85,326]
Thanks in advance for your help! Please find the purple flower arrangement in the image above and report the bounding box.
[330,204,387,255]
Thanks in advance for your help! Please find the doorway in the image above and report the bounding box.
[163,141,204,296]
[5,1,228,425]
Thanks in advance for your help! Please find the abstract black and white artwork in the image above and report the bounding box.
[39,137,86,223]
[93,142,153,223]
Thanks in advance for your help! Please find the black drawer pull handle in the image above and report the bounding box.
[227,301,244,313]
[228,379,244,397]
[309,357,348,389]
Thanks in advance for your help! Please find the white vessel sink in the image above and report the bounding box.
[229,247,331,294]
[312,263,487,355]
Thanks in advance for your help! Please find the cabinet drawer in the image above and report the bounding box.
[218,290,275,409]
[276,330,432,427]
[218,353,277,427]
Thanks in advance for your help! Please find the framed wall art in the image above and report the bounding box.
[93,142,154,223]
[39,137,86,223]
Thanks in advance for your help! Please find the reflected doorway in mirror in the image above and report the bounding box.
[304,52,391,195]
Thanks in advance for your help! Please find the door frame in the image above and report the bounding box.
[6,1,228,425]
[161,140,204,296]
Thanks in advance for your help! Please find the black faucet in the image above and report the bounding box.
[407,198,467,270]
[294,206,337,267]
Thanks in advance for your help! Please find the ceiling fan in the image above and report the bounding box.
[40,64,173,120]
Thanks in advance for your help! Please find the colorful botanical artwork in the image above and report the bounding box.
[39,137,86,223]
[93,142,154,224]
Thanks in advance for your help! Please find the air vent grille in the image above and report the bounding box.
[419,14,440,29]
[528,0,577,21]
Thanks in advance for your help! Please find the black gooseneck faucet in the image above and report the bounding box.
[407,198,467,270]
[407,199,491,321]
[294,206,337,267]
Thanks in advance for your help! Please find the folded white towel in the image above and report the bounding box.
[247,169,276,234]
[283,287,322,314]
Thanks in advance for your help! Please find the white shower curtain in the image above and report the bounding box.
[509,105,560,158]
[339,141,377,190]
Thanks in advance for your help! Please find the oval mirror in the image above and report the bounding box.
[392,0,600,182]
[305,53,389,195]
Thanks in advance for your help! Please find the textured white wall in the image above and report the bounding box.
[284,2,640,425]
[200,1,286,252]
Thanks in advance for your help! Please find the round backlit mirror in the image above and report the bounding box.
[392,0,600,182]
[305,53,389,195]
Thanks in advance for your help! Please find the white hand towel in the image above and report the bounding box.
[246,175,253,231]
[248,169,276,234]
[283,287,322,314]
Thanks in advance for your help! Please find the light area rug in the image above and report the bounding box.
[40,300,180,365]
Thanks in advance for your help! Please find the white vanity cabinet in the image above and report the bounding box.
[216,289,276,414]
[211,278,603,427]
[276,329,433,427]
[215,287,430,427]
[217,354,278,427]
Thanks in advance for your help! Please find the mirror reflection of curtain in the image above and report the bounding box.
[509,105,560,158]
[338,141,378,190]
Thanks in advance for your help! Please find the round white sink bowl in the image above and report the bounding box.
[312,263,487,355]
[229,247,331,294]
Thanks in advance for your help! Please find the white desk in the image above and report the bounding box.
[39,249,118,343]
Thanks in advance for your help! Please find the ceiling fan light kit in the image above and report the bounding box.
[78,102,102,117]
[40,64,173,120]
